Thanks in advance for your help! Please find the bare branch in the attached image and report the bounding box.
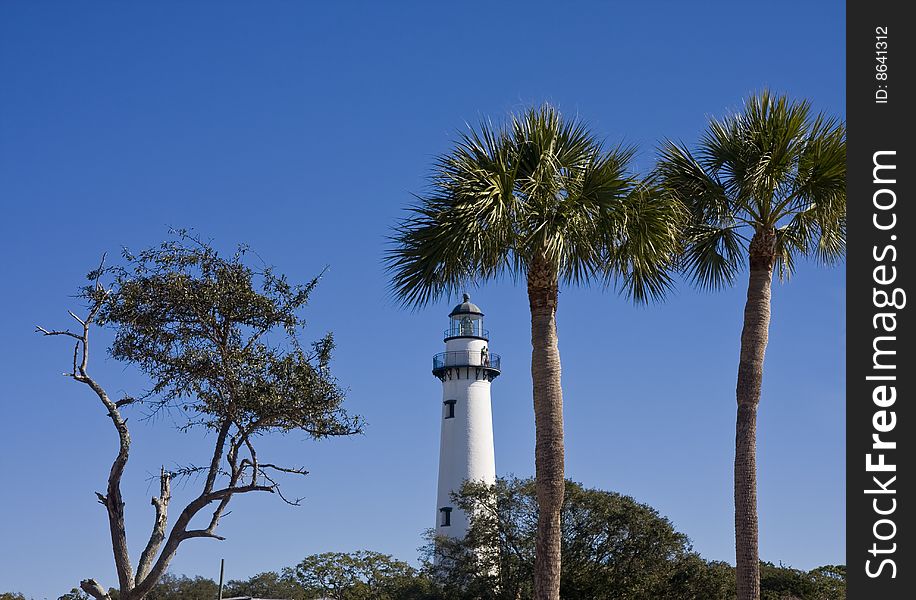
[182,529,227,541]
[115,397,136,408]
[165,464,212,484]
[40,298,135,592]
[136,467,171,582]
[256,468,304,506]
[259,462,310,477]
[203,419,232,494]
[89,252,108,288]
[35,325,82,340]
[132,481,275,596]
[80,578,111,600]
[232,424,259,486]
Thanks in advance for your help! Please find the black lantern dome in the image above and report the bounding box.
[448,293,484,317]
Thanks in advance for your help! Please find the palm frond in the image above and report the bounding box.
[683,223,746,290]
[386,118,520,307]
[606,180,686,303]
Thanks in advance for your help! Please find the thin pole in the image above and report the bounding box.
[218,558,225,600]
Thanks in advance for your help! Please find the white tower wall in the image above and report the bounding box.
[433,298,499,542]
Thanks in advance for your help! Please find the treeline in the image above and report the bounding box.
[5,479,844,600]
[9,556,845,600]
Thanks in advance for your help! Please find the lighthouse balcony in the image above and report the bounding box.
[443,325,489,341]
[432,350,501,379]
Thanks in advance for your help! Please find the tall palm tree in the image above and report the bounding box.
[655,91,846,600]
[387,105,683,600]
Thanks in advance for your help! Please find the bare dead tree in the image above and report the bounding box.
[37,233,362,600]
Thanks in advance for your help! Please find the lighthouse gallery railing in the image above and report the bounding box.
[443,326,490,339]
[432,350,501,372]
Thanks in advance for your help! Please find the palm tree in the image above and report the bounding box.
[387,105,683,600]
[655,91,846,600]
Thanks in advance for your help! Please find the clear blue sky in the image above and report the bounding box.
[0,2,845,597]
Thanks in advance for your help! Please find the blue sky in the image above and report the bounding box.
[0,2,845,597]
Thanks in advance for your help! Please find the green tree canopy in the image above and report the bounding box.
[292,551,434,600]
[144,575,219,600]
[225,570,308,600]
[101,231,361,442]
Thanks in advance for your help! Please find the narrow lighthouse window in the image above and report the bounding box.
[443,399,456,419]
[440,507,452,526]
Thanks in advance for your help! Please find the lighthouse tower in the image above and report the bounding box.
[432,294,501,539]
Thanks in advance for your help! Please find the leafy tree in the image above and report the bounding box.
[760,562,816,600]
[655,91,845,600]
[808,565,845,600]
[668,558,736,600]
[36,232,362,600]
[0,593,28,600]
[224,570,308,600]
[388,105,683,600]
[427,477,730,600]
[292,551,434,600]
[426,478,535,600]
[754,563,846,600]
[144,574,219,600]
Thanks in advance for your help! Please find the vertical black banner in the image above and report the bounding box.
[847,1,912,598]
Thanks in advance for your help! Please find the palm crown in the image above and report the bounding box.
[656,90,846,286]
[655,90,846,600]
[387,105,683,305]
[387,105,685,600]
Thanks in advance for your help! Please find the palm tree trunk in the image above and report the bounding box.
[735,227,776,600]
[527,254,564,600]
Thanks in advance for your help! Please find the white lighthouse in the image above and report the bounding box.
[432,294,501,539]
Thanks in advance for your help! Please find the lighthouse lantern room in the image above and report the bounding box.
[432,294,501,540]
